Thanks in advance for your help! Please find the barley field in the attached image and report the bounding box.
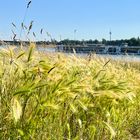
[1,43,140,140]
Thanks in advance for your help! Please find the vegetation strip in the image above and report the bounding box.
[1,43,140,139]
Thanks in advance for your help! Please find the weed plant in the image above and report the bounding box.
[1,44,140,139]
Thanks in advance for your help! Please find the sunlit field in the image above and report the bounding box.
[1,43,140,140]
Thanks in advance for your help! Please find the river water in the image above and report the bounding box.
[37,47,140,62]
[1,45,140,62]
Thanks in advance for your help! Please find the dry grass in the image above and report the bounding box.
[1,44,140,139]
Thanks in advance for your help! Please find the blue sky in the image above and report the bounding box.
[0,0,140,41]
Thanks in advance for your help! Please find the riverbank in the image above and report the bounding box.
[1,43,140,139]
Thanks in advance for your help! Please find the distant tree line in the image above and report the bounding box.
[57,37,140,46]
[1,37,140,46]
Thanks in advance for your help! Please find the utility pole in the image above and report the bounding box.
[59,35,62,41]
[74,29,77,40]
[109,30,112,42]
